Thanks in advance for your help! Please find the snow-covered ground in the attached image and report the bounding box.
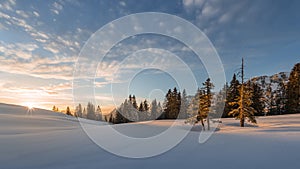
[0,103,299,169]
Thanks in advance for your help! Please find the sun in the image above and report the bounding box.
[24,102,35,110]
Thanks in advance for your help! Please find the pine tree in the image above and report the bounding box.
[224,74,240,117]
[202,78,214,130]
[164,87,181,119]
[228,58,257,127]
[287,63,300,113]
[163,89,172,119]
[144,99,149,112]
[187,88,201,118]
[157,102,163,119]
[179,89,188,119]
[87,102,96,120]
[276,80,287,114]
[198,89,209,130]
[83,107,86,118]
[52,105,56,112]
[249,82,265,116]
[229,84,257,126]
[265,84,274,115]
[75,103,83,117]
[96,105,102,121]
[215,83,227,118]
[139,102,144,112]
[66,106,72,116]
[150,99,158,120]
[132,95,138,109]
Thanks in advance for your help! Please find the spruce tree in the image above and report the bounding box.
[229,58,257,127]
[132,95,138,109]
[144,99,149,112]
[150,99,158,120]
[87,102,96,120]
[287,63,300,113]
[276,80,287,114]
[139,102,144,112]
[215,83,227,118]
[66,106,72,116]
[83,107,86,118]
[75,103,82,117]
[249,82,265,116]
[179,89,188,119]
[187,88,201,118]
[202,78,214,130]
[157,102,163,119]
[224,74,240,117]
[52,105,56,112]
[96,105,102,121]
[163,89,172,119]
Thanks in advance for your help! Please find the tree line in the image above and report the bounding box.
[52,102,103,121]
[53,61,300,128]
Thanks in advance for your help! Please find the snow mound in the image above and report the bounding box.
[0,103,299,169]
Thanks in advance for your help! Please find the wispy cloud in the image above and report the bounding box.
[51,2,63,15]
[0,0,16,11]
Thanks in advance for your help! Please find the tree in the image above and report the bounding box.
[139,102,144,112]
[198,89,208,130]
[52,105,59,112]
[224,74,240,117]
[228,58,257,127]
[164,87,181,119]
[66,106,72,116]
[157,102,163,119]
[83,107,86,118]
[132,95,138,109]
[187,88,201,118]
[275,80,287,114]
[185,89,207,130]
[179,89,188,119]
[229,84,257,126]
[249,82,265,116]
[150,99,158,120]
[75,104,83,118]
[264,84,273,115]
[96,105,102,121]
[202,78,214,130]
[143,99,149,112]
[86,102,96,120]
[52,105,56,112]
[163,89,172,119]
[214,83,227,118]
[287,63,300,113]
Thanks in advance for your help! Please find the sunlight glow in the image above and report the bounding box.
[23,102,35,110]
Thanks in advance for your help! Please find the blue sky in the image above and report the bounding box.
[0,0,299,112]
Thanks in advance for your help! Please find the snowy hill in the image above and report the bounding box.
[0,103,299,169]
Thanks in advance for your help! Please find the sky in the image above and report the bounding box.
[0,0,299,113]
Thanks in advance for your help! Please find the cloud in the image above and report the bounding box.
[0,81,73,110]
[33,11,40,17]
[119,1,126,7]
[0,0,16,11]
[16,10,30,18]
[0,42,38,60]
[51,2,63,15]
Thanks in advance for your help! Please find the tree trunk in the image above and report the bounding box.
[207,116,210,130]
[201,119,205,131]
[240,115,245,127]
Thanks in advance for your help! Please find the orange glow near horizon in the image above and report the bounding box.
[22,102,35,110]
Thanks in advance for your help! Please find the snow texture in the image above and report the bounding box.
[0,103,299,169]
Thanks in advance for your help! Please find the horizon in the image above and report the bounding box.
[0,0,300,113]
